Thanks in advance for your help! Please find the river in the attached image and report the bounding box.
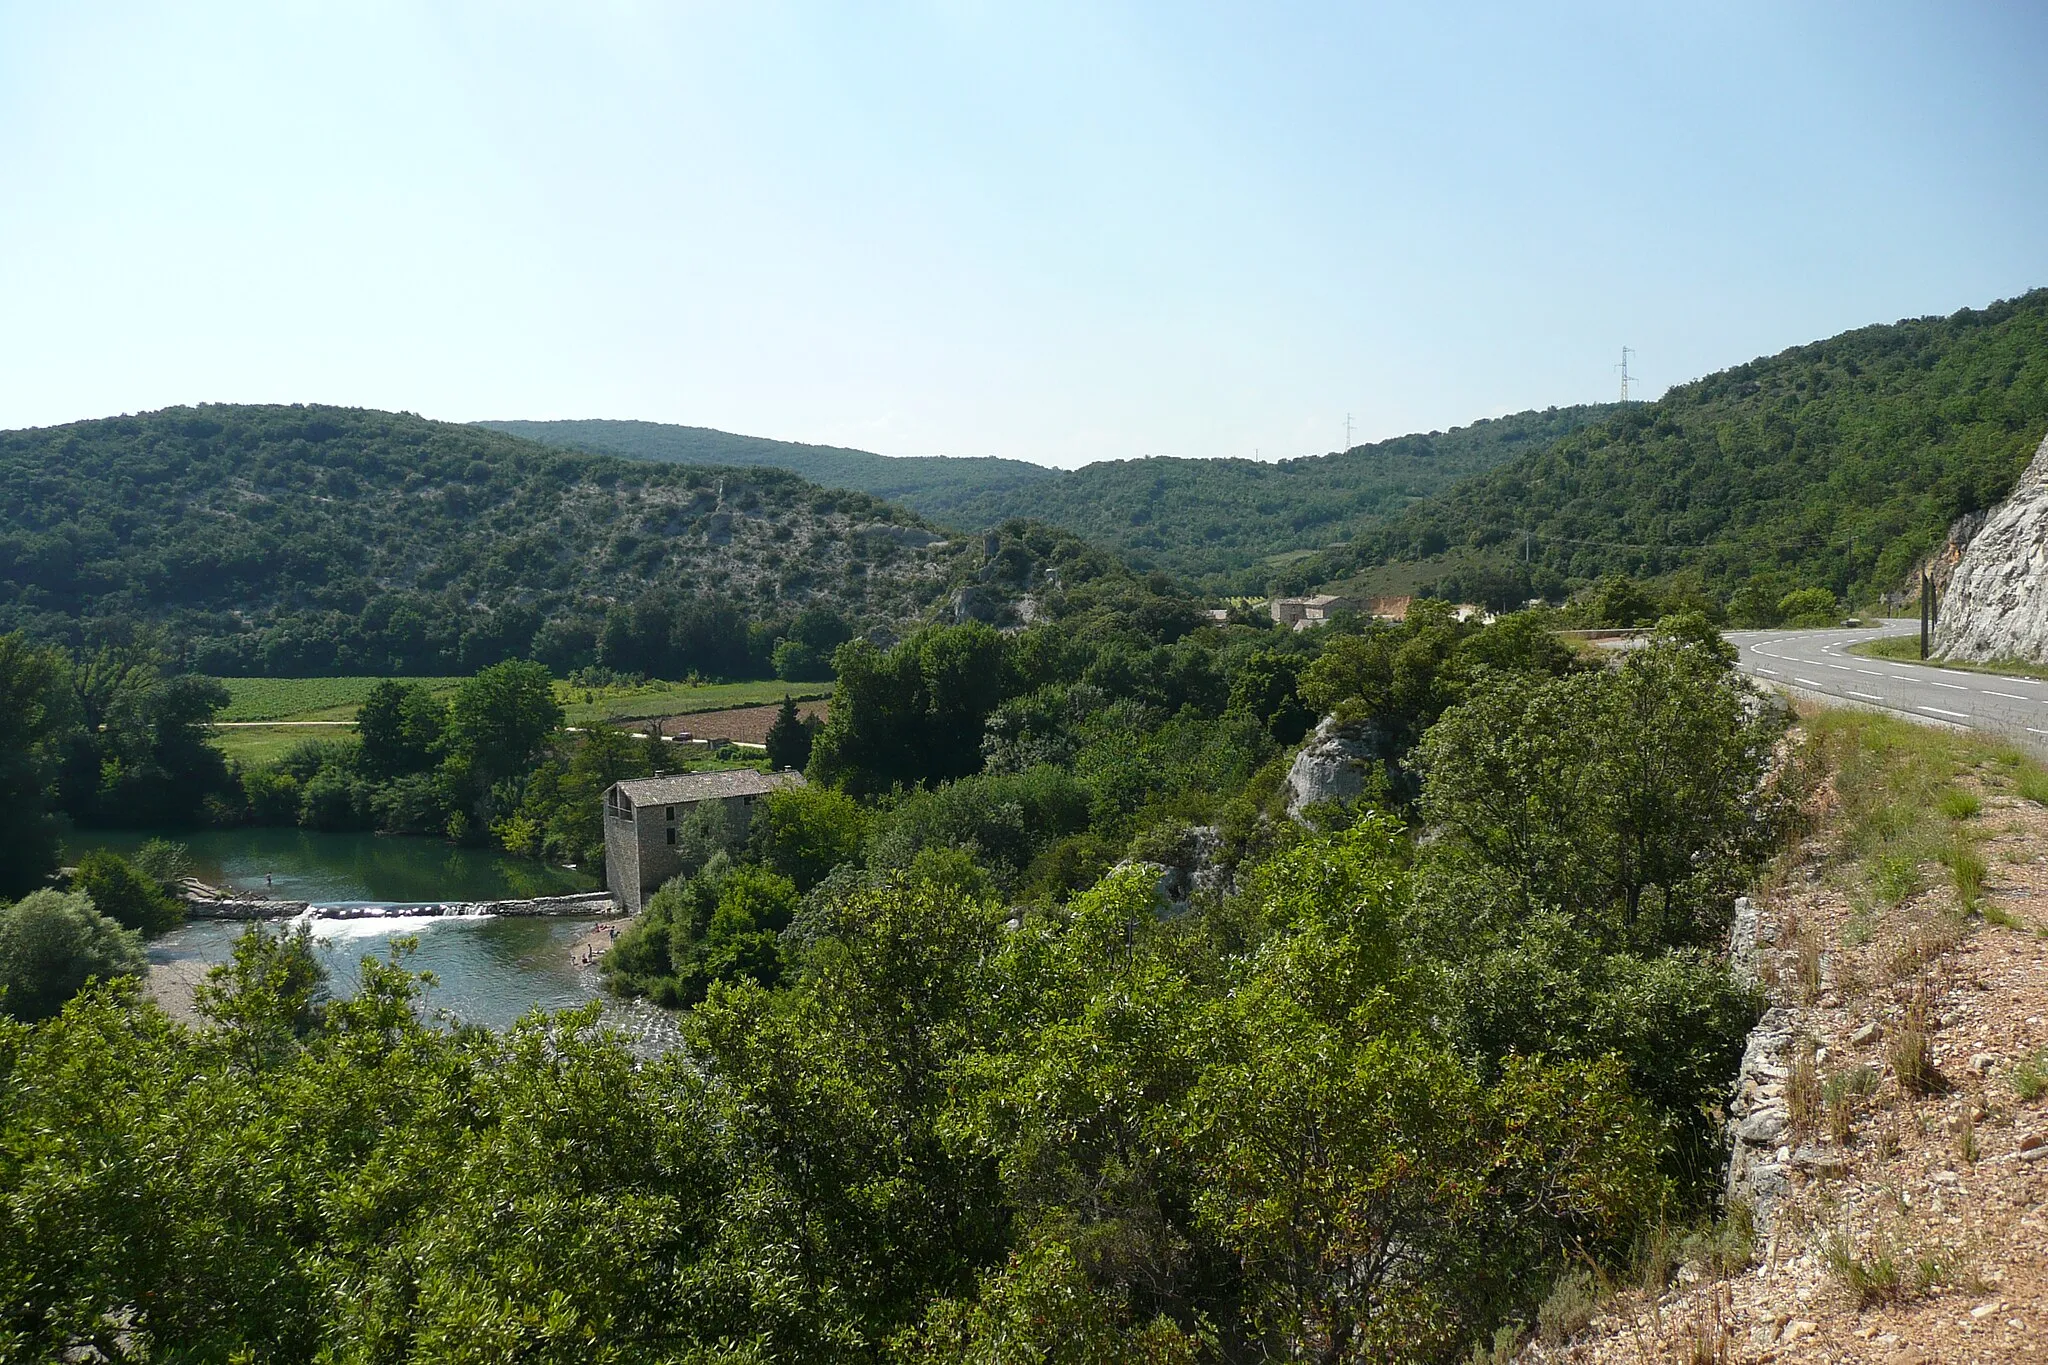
[62,827,683,1049]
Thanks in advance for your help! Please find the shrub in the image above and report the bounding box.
[1536,1269,1601,1345]
[749,784,866,892]
[242,766,301,823]
[132,839,193,891]
[0,889,147,1021]
[371,772,453,835]
[71,850,183,937]
[298,769,374,832]
[1777,587,1839,628]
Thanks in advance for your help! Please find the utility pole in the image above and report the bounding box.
[1920,570,1934,659]
[1616,347,1636,403]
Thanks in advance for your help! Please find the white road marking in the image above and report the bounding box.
[2031,728,2048,737]
[1917,705,1970,719]
[1849,691,1884,702]
[1795,677,1826,688]
[1929,681,1969,691]
[1985,691,2030,701]
[1857,669,1885,677]
[1826,664,1852,672]
[1755,668,1780,677]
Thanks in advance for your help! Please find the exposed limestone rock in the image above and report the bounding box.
[1284,717,1391,817]
[950,585,1001,624]
[1111,825,1228,907]
[1725,1005,1797,1229]
[1934,430,2048,662]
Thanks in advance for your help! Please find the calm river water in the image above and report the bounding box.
[61,828,680,1044]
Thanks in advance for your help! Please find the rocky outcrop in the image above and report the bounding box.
[1111,825,1228,910]
[1933,430,2048,662]
[1284,717,1391,817]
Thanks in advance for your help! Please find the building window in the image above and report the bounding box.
[666,805,676,821]
[665,827,676,846]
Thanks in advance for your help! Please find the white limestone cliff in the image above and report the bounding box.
[1934,430,2048,663]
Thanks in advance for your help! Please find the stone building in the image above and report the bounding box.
[602,769,806,913]
[1268,594,1360,628]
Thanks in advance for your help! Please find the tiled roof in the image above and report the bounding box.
[611,769,805,807]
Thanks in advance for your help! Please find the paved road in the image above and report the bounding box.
[1730,623,2048,752]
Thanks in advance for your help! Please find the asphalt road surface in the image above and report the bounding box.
[1730,623,2048,752]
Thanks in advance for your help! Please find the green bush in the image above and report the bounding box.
[132,839,193,891]
[1777,587,1840,627]
[71,850,183,937]
[369,772,453,835]
[749,784,866,891]
[0,888,146,1021]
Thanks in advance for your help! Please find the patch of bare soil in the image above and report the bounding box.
[1544,778,2048,1364]
[647,700,826,744]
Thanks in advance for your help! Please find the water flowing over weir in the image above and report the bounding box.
[86,829,684,1055]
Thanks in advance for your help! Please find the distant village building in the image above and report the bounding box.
[603,769,805,913]
[1268,594,1360,628]
[1266,594,1488,629]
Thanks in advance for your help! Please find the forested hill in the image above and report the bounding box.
[1308,290,2048,607]
[475,418,1059,513]
[0,405,988,676]
[949,406,1616,585]
[486,406,1617,588]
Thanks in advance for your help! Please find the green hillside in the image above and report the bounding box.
[487,406,1616,588]
[0,405,979,676]
[951,406,1616,585]
[476,418,1059,511]
[1307,290,2048,607]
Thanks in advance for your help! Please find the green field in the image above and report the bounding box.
[211,675,833,728]
[209,725,352,767]
[561,679,831,726]
[214,676,466,722]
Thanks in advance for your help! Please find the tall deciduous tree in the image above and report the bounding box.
[355,680,446,780]
[441,660,563,792]
[808,623,1015,795]
[0,633,72,898]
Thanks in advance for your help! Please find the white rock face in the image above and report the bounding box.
[1285,717,1383,816]
[1936,431,2048,663]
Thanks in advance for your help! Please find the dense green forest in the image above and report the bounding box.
[1308,290,2048,608]
[489,408,1616,588]
[0,405,980,676]
[1,584,1791,1360]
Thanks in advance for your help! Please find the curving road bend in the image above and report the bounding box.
[1729,623,2048,753]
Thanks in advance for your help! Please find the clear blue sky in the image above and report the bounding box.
[2,3,2043,467]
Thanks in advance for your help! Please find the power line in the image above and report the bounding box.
[1616,346,1636,402]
